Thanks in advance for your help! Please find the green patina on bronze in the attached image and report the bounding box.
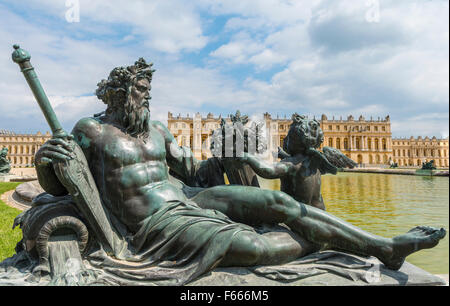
[422,160,437,170]
[1,45,447,285]
[0,147,11,174]
[239,113,358,210]
[11,45,67,139]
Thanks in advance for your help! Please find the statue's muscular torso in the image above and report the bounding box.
[279,155,325,210]
[72,117,187,232]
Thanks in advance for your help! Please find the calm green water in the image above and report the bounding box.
[258,173,449,274]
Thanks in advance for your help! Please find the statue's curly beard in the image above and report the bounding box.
[122,94,150,140]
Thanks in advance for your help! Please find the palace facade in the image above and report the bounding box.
[2,114,448,169]
[392,137,449,168]
[0,130,51,167]
[168,112,449,168]
[167,112,225,160]
[264,113,394,166]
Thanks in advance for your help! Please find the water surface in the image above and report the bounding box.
[259,173,449,274]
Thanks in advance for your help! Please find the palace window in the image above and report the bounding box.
[328,138,333,147]
[336,138,341,149]
[328,125,332,131]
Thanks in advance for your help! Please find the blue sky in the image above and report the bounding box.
[0,0,448,138]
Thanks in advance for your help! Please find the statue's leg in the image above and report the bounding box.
[285,204,446,270]
[220,230,318,267]
[192,185,302,225]
[194,186,446,270]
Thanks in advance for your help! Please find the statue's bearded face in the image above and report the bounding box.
[121,77,151,139]
[284,119,324,154]
[97,58,155,140]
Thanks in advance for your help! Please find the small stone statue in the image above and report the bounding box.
[422,160,436,170]
[0,147,11,174]
[390,162,399,169]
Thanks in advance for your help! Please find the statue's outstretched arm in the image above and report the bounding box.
[242,153,294,179]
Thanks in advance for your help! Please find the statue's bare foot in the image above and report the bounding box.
[381,226,446,270]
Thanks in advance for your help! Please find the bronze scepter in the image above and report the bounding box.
[11,44,67,139]
[11,44,126,257]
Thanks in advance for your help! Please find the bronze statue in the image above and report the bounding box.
[239,114,356,210]
[422,160,436,170]
[2,46,446,285]
[0,147,11,174]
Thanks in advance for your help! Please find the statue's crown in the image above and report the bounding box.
[128,58,156,80]
[291,113,306,124]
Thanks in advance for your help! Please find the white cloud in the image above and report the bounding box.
[2,0,208,54]
[209,34,265,64]
[0,0,448,138]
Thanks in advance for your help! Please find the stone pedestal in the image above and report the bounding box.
[0,174,17,182]
[190,258,446,286]
[1,249,445,286]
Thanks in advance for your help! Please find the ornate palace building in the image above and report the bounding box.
[392,137,449,168]
[2,114,448,169]
[264,113,394,166]
[0,130,51,167]
[168,112,449,168]
[167,112,225,160]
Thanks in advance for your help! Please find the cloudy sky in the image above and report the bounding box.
[0,0,448,138]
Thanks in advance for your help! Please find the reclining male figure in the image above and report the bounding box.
[36,59,446,272]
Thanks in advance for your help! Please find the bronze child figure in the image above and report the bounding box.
[240,113,356,210]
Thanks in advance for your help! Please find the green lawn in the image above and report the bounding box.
[0,182,22,261]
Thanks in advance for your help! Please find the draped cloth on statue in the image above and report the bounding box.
[0,197,255,286]
[86,200,254,285]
